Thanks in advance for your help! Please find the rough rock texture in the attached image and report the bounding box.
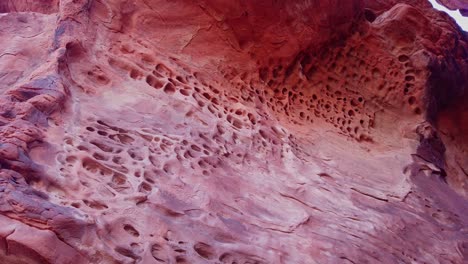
[0,0,467,263]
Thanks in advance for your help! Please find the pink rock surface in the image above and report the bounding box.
[0,0,467,263]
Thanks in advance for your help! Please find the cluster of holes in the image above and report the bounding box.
[60,113,250,212]
[103,32,424,150]
[116,223,223,263]
[397,54,421,115]
[212,38,426,142]
[149,235,265,264]
[108,52,261,134]
[59,97,269,263]
[150,235,265,264]
[249,43,379,142]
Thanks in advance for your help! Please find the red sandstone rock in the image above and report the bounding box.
[436,0,468,15]
[0,0,467,263]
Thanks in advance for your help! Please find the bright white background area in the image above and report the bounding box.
[428,0,468,31]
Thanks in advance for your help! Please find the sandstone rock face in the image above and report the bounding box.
[0,0,59,14]
[0,0,467,263]
[436,0,468,15]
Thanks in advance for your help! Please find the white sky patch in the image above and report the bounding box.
[428,0,468,31]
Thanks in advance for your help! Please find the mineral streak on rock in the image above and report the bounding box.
[0,0,467,263]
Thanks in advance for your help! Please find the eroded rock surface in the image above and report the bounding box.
[0,0,467,263]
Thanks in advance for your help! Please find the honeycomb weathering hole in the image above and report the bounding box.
[364,9,377,23]
[193,243,215,259]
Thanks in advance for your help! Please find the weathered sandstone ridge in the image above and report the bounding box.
[0,0,467,263]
